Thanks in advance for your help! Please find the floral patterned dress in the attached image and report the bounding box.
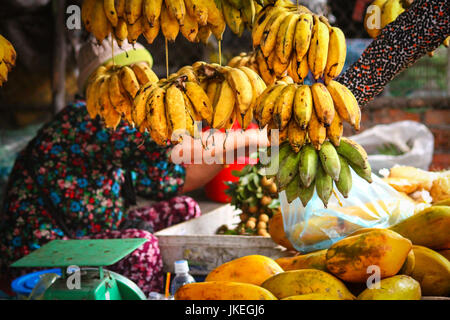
[0,100,201,295]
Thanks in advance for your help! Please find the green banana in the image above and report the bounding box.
[349,161,373,183]
[335,137,369,170]
[335,155,352,198]
[316,163,333,207]
[319,141,341,182]
[276,148,302,191]
[262,141,291,178]
[298,180,315,207]
[298,144,318,188]
[285,173,301,204]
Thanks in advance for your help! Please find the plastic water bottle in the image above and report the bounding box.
[170,260,196,295]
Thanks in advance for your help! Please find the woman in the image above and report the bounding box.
[0,38,268,295]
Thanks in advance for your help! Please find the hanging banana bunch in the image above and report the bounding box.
[0,34,17,87]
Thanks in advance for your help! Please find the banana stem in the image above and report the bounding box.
[165,37,169,78]
[218,40,222,66]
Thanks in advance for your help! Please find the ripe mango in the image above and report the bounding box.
[174,281,278,300]
[275,249,328,271]
[268,211,295,251]
[261,269,355,300]
[399,250,416,276]
[282,293,344,300]
[357,275,421,300]
[410,245,450,296]
[389,205,450,250]
[326,229,412,282]
[205,255,284,286]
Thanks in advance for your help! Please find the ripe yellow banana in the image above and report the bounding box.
[238,65,267,108]
[161,3,180,41]
[125,0,143,24]
[297,54,309,82]
[288,119,307,153]
[0,35,16,71]
[81,0,96,33]
[196,25,212,44]
[212,80,236,129]
[91,0,112,43]
[144,0,163,27]
[180,11,199,41]
[108,71,133,117]
[324,27,347,84]
[166,84,188,142]
[241,0,256,28]
[165,0,186,25]
[364,0,388,38]
[274,84,296,130]
[206,80,220,106]
[225,67,254,116]
[127,16,144,44]
[381,0,405,29]
[131,62,158,85]
[203,0,225,29]
[294,12,313,62]
[116,0,126,17]
[222,0,245,36]
[308,109,326,150]
[287,53,301,83]
[182,90,202,122]
[184,0,208,26]
[256,48,276,85]
[444,36,450,48]
[224,108,237,130]
[104,0,119,27]
[147,86,169,145]
[98,75,119,128]
[327,110,343,147]
[86,75,106,119]
[119,66,141,98]
[114,18,128,46]
[142,15,160,44]
[236,104,253,130]
[276,12,299,64]
[311,82,335,127]
[257,83,286,127]
[252,5,285,47]
[260,11,291,57]
[272,53,289,77]
[184,81,214,125]
[293,84,313,130]
[209,20,226,41]
[133,81,155,128]
[326,80,361,130]
[308,15,329,80]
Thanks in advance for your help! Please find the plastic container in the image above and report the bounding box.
[11,269,61,299]
[170,260,196,295]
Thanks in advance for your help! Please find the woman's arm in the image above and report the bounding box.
[338,0,449,107]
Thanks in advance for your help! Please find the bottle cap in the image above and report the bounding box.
[174,260,189,274]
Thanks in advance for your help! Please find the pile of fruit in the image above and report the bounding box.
[221,163,280,237]
[0,34,16,87]
[175,204,450,300]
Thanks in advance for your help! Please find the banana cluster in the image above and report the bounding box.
[263,138,372,207]
[222,0,271,36]
[252,0,347,85]
[0,35,17,87]
[255,80,361,152]
[364,0,450,55]
[85,61,159,129]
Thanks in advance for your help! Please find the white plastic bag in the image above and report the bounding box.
[350,121,434,174]
[280,169,417,253]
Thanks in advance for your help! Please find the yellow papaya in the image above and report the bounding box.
[326,229,412,283]
[389,205,450,250]
[399,250,416,276]
[357,275,421,300]
[282,293,343,300]
[261,269,355,300]
[275,249,328,271]
[410,245,450,296]
[347,227,384,237]
[174,281,278,300]
[438,249,450,261]
[205,255,284,286]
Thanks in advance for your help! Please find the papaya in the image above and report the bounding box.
[399,250,416,276]
[325,229,412,283]
[275,249,328,271]
[282,293,344,300]
[389,205,450,250]
[268,211,295,251]
[174,281,278,300]
[205,255,284,286]
[261,269,355,300]
[357,275,421,300]
[438,249,450,261]
[410,245,450,296]
[347,227,384,237]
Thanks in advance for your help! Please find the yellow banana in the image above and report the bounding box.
[381,0,405,29]
[114,18,128,46]
[104,0,119,27]
[260,10,291,57]
[161,3,180,41]
[444,36,450,48]
[227,54,244,68]
[127,16,144,44]
[203,0,225,28]
[256,49,276,85]
[238,65,267,108]
[166,84,188,142]
[115,0,126,17]
[308,109,326,150]
[119,66,141,98]
[184,0,208,26]
[209,20,226,41]
[224,108,237,130]
[266,48,276,72]
[237,105,253,130]
[108,71,133,117]
[180,11,199,41]
[184,81,214,125]
[257,83,286,127]
[196,25,212,44]
[185,103,197,137]
[98,75,118,127]
[0,35,16,71]
[165,0,186,25]
[206,80,220,106]
[297,54,309,82]
[276,12,299,64]
[147,86,169,145]
[326,80,361,130]
[222,0,245,36]
[241,0,256,28]
[311,82,335,127]
[133,81,155,128]
[142,15,160,44]
[324,27,346,84]
[252,5,285,47]
[308,15,329,80]
[182,91,202,122]
[225,66,254,116]
[125,0,143,24]
[287,51,301,83]
[274,84,296,130]
[212,80,236,129]
[91,0,112,43]
[288,119,307,153]
[177,65,198,83]
[86,75,106,119]
[364,0,388,39]
[327,110,343,147]
[131,62,158,85]
[144,0,163,27]
[293,84,313,130]
[294,12,313,62]
[81,0,96,33]
[272,53,289,77]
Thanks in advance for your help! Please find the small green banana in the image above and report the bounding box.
[335,155,352,198]
[262,141,291,178]
[276,148,302,191]
[335,137,369,170]
[298,180,316,207]
[349,161,373,183]
[316,163,333,207]
[319,141,341,182]
[285,173,301,204]
[298,144,318,188]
